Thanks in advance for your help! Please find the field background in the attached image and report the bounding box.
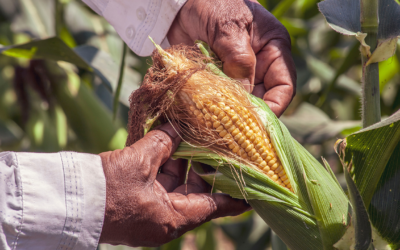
[0,0,399,249]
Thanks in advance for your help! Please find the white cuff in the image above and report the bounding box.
[0,152,106,250]
[100,0,186,56]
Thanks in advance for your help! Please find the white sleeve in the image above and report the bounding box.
[82,0,187,56]
[0,151,106,250]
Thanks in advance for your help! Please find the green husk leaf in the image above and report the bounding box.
[173,93,351,250]
[146,40,352,249]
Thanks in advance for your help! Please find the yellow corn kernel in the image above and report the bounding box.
[189,100,292,191]
[216,125,224,133]
[227,125,236,133]
[231,128,240,136]
[219,130,228,137]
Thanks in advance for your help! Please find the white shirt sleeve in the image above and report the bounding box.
[82,0,187,56]
[0,151,106,250]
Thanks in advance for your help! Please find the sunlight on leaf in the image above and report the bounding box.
[2,47,37,58]
[379,54,400,92]
[33,119,44,145]
[108,128,128,150]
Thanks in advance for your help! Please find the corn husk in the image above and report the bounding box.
[127,40,353,250]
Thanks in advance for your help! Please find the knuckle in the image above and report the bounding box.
[149,130,173,154]
[224,51,256,74]
[273,24,292,47]
[202,195,218,220]
[126,145,152,178]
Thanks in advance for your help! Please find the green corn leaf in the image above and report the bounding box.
[271,0,296,19]
[45,61,126,153]
[305,54,361,96]
[337,109,400,248]
[74,45,142,107]
[280,103,360,144]
[0,37,91,70]
[333,154,373,250]
[316,41,360,107]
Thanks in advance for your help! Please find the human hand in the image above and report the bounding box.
[167,0,296,117]
[98,123,250,247]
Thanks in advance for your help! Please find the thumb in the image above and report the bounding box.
[211,25,256,92]
[132,123,181,171]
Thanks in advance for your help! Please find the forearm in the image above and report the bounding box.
[0,152,106,250]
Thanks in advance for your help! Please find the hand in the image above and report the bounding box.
[98,123,250,247]
[167,0,296,117]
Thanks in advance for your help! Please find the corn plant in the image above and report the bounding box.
[318,0,400,248]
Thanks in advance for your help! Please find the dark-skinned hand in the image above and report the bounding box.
[99,123,250,247]
[168,0,296,117]
[99,0,297,247]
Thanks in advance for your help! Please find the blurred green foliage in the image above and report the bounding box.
[0,0,399,249]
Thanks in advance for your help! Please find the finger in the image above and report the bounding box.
[156,158,188,192]
[173,167,212,194]
[209,5,256,92]
[252,82,267,99]
[168,193,251,231]
[255,40,296,117]
[131,123,181,178]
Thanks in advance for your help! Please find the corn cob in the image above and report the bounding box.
[183,94,292,191]
[148,38,292,191]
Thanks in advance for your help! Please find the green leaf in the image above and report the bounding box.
[271,231,288,250]
[368,135,400,248]
[0,118,23,146]
[344,161,372,249]
[379,54,400,93]
[316,41,360,106]
[378,0,400,40]
[271,0,296,19]
[15,0,55,38]
[74,45,142,107]
[2,47,38,58]
[305,54,361,96]
[280,18,308,37]
[0,37,91,70]
[343,110,400,207]
[280,103,360,144]
[318,0,361,35]
[339,109,400,247]
[366,38,399,66]
[47,62,126,153]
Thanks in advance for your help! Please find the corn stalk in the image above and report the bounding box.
[360,0,380,127]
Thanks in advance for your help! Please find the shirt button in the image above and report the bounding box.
[126,25,136,39]
[136,7,147,21]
